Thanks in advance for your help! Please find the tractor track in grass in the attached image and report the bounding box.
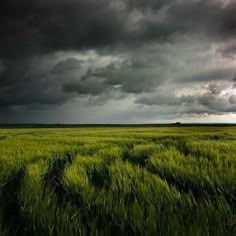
[63,191,136,235]
[146,165,236,205]
[0,155,63,236]
[42,152,137,235]
[121,145,236,206]
[42,143,235,210]
[42,152,76,202]
[0,167,29,236]
[0,136,7,141]
[37,144,235,235]
[150,136,194,157]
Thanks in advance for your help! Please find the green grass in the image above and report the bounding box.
[0,126,236,235]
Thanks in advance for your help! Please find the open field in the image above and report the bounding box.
[0,126,235,235]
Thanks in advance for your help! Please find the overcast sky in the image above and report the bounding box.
[1,0,236,123]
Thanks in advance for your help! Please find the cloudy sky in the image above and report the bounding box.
[1,0,236,123]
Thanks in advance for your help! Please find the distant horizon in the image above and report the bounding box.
[1,122,236,126]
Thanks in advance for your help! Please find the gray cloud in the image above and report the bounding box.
[229,95,236,104]
[0,56,75,107]
[179,67,236,83]
[92,60,162,93]
[219,42,236,58]
[135,91,195,106]
[135,82,236,115]
[63,77,107,96]
[1,0,236,123]
[1,0,236,58]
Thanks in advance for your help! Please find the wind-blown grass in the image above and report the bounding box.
[0,126,235,235]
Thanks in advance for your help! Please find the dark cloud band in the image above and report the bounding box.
[1,0,236,122]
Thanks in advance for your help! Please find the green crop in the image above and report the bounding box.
[0,126,235,235]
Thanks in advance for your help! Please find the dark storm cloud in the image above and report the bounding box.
[164,0,236,37]
[219,41,236,58]
[0,57,77,107]
[0,0,121,58]
[51,58,84,74]
[1,0,236,58]
[61,58,162,96]
[63,78,107,96]
[90,61,162,93]
[1,0,236,122]
[231,76,236,88]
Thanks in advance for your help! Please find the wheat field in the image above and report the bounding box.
[0,126,235,235]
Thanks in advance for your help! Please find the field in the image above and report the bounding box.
[0,126,235,235]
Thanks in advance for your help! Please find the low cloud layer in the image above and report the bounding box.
[0,0,236,123]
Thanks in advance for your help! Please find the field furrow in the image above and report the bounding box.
[0,167,26,235]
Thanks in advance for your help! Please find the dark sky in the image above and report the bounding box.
[1,0,236,123]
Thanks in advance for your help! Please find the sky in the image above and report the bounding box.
[1,0,236,124]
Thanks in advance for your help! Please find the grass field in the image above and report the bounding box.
[0,126,235,235]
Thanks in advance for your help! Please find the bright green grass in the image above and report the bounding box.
[0,126,236,235]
